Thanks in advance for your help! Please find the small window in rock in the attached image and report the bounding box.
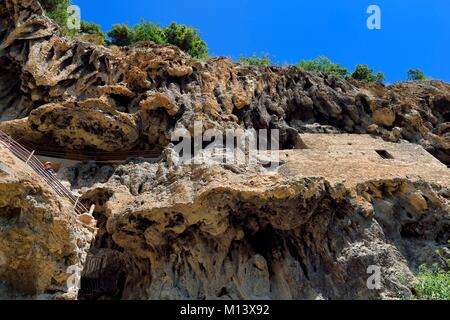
[375,150,394,160]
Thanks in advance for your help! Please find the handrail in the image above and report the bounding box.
[0,130,89,215]
[19,140,161,162]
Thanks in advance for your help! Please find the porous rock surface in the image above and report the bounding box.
[0,144,95,299]
[0,0,449,300]
[0,0,449,163]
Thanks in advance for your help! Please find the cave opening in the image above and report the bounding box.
[247,228,274,257]
[110,94,133,113]
[78,205,130,300]
[78,257,127,300]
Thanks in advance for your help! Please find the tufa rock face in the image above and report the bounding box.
[0,144,96,299]
[0,0,449,300]
[0,0,449,164]
[78,148,449,300]
[73,135,449,300]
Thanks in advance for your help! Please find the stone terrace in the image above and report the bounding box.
[279,134,450,187]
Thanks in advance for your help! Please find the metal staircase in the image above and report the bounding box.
[0,130,89,215]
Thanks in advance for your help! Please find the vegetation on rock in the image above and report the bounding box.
[297,56,349,78]
[351,64,385,83]
[107,20,208,59]
[164,22,208,59]
[239,53,272,66]
[407,69,426,81]
[79,21,106,44]
[416,264,450,300]
[106,24,134,46]
[41,0,72,34]
[39,1,419,83]
[80,21,104,38]
[415,243,450,300]
[41,0,70,26]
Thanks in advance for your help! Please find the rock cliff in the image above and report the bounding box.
[0,0,449,300]
[0,144,95,299]
[1,0,449,164]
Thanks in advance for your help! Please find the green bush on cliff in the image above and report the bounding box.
[133,20,166,44]
[297,56,349,78]
[164,22,208,59]
[415,263,450,300]
[375,71,386,84]
[407,69,426,81]
[80,21,104,37]
[414,242,450,300]
[351,64,385,83]
[41,0,71,29]
[79,21,106,45]
[239,53,272,66]
[107,20,208,59]
[107,24,135,46]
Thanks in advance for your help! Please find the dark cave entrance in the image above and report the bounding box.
[78,211,129,300]
[78,253,128,300]
[247,228,275,258]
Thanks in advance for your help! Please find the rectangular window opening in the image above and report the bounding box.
[375,149,394,160]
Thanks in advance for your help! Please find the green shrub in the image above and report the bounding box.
[164,22,208,59]
[106,20,208,59]
[376,71,386,84]
[415,263,450,300]
[107,24,135,46]
[133,20,166,44]
[41,0,71,30]
[297,56,348,78]
[239,53,272,66]
[79,22,106,45]
[407,69,426,81]
[351,64,385,83]
[80,21,103,36]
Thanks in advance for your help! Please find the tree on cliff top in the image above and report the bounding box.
[164,22,208,59]
[297,56,349,78]
[80,21,106,45]
[407,69,426,81]
[107,20,208,59]
[239,54,272,66]
[41,0,71,29]
[351,64,385,83]
[133,21,166,44]
[80,21,104,37]
[107,24,135,46]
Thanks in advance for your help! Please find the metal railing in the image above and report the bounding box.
[0,130,89,215]
[19,140,161,162]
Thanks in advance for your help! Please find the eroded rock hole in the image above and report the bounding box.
[375,150,394,160]
[78,248,128,300]
[78,192,133,300]
[110,94,133,112]
[0,206,21,223]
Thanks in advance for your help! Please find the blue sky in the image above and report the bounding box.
[73,0,450,82]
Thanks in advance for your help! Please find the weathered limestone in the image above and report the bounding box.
[76,138,449,300]
[0,0,448,164]
[0,0,449,300]
[0,145,96,299]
